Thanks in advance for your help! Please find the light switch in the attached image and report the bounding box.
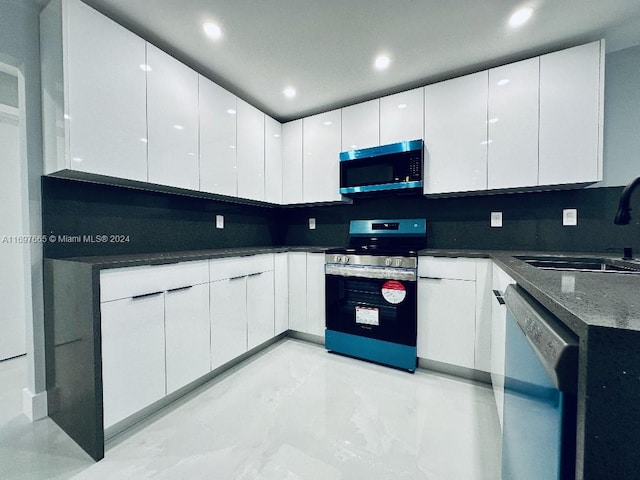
[562,208,578,226]
[309,218,316,230]
[491,212,503,228]
[216,215,224,229]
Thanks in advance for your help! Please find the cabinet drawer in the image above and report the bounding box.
[209,254,274,282]
[418,257,476,280]
[100,260,209,302]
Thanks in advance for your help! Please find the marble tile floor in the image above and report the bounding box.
[0,339,501,479]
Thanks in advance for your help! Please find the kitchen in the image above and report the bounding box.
[1,0,640,479]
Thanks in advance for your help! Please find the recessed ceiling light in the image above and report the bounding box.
[374,54,391,70]
[397,103,407,109]
[509,7,534,28]
[139,64,152,71]
[488,117,499,124]
[273,133,281,138]
[226,108,236,115]
[140,137,148,143]
[350,144,358,149]
[203,22,222,40]
[283,87,296,98]
[173,124,184,130]
[497,78,510,86]
[323,121,332,126]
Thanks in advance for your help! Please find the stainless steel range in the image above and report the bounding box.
[325,219,426,371]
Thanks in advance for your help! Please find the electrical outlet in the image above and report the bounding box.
[309,218,316,230]
[563,208,578,226]
[216,215,224,229]
[490,211,503,228]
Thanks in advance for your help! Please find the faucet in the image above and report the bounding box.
[614,176,640,225]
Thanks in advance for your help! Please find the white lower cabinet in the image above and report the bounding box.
[247,271,275,349]
[491,263,515,431]
[418,278,476,368]
[164,283,211,394]
[417,257,492,372]
[306,253,326,337]
[101,292,166,429]
[287,252,307,332]
[274,253,289,335]
[209,254,276,369]
[287,252,325,337]
[210,276,248,370]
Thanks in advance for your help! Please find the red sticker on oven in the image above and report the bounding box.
[381,280,406,304]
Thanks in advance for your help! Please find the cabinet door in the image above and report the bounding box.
[288,252,307,332]
[146,43,199,190]
[488,58,539,190]
[282,119,303,204]
[210,276,247,370]
[274,253,289,335]
[165,283,210,394]
[247,271,275,349]
[539,40,603,186]
[236,99,265,201]
[65,0,147,181]
[380,87,424,145]
[265,116,283,204]
[424,71,488,194]
[306,253,326,337]
[491,263,515,431]
[199,76,237,196]
[101,293,165,428]
[303,109,342,203]
[474,259,492,373]
[417,278,476,369]
[341,99,380,151]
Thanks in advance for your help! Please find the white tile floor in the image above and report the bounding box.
[0,339,501,479]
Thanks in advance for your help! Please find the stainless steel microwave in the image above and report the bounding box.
[339,139,423,195]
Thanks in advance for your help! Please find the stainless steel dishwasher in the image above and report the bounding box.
[502,285,578,480]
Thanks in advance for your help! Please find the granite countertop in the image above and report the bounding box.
[52,246,336,269]
[49,246,640,335]
[419,249,640,335]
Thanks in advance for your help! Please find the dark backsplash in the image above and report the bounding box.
[42,176,640,258]
[42,176,285,258]
[282,186,640,253]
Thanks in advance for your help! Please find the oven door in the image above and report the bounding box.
[325,272,417,347]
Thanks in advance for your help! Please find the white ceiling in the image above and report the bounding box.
[82,0,640,122]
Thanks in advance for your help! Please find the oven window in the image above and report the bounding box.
[325,275,417,346]
[343,162,394,187]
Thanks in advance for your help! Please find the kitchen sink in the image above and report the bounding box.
[515,255,640,274]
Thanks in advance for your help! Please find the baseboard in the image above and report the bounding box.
[23,387,48,421]
[286,330,325,345]
[418,358,492,385]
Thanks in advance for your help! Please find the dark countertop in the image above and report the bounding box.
[419,249,640,335]
[50,246,640,334]
[55,246,335,269]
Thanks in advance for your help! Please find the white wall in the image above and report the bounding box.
[596,45,640,187]
[0,0,46,419]
[0,91,28,361]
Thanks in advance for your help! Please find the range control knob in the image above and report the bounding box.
[334,255,342,264]
[394,258,404,267]
[385,257,393,266]
[343,256,350,264]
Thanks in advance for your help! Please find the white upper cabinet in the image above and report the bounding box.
[487,58,539,190]
[424,71,489,194]
[41,0,147,181]
[199,76,238,197]
[236,99,265,201]
[146,43,199,190]
[341,99,380,151]
[265,115,283,204]
[380,87,424,145]
[538,40,604,186]
[282,119,304,204]
[303,109,342,203]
